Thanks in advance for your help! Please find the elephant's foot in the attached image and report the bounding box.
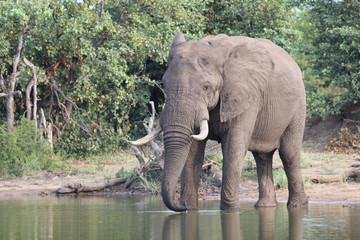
[220,199,240,211]
[254,198,278,208]
[287,195,309,208]
[220,205,241,211]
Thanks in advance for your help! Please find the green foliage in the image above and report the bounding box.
[5,0,355,159]
[356,173,360,182]
[204,0,299,51]
[0,0,208,156]
[0,117,62,177]
[273,168,288,189]
[116,168,134,179]
[302,0,360,117]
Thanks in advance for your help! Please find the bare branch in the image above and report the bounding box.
[49,78,102,141]
[13,90,21,96]
[153,80,166,98]
[122,139,146,166]
[99,0,104,18]
[25,78,34,120]
[0,74,6,93]
[22,56,36,76]
[9,25,29,92]
[23,56,38,126]
[144,101,161,160]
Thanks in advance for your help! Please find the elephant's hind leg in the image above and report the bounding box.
[279,118,308,207]
[253,150,278,207]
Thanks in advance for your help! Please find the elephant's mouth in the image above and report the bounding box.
[130,119,209,146]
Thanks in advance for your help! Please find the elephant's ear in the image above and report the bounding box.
[220,39,275,123]
[167,33,186,64]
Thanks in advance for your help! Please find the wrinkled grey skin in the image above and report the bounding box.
[159,33,307,212]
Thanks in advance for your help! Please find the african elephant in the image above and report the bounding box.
[131,33,308,212]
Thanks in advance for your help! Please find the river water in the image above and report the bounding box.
[0,195,359,240]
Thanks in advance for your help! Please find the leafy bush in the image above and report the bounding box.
[0,118,62,177]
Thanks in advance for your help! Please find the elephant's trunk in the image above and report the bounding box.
[161,127,192,212]
[159,92,209,212]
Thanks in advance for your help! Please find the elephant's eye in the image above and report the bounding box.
[203,84,210,91]
[200,58,209,66]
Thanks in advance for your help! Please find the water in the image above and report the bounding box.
[0,195,359,240]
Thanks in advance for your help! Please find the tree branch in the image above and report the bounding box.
[25,78,34,119]
[0,74,6,93]
[99,0,104,18]
[49,77,103,144]
[9,25,29,92]
[23,56,38,123]
[144,101,161,160]
[6,24,28,132]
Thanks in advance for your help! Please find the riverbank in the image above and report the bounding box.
[0,150,359,204]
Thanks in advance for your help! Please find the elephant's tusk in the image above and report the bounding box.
[191,120,209,141]
[129,125,162,146]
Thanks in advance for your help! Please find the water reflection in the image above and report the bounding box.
[161,205,309,240]
[288,207,308,240]
[221,212,242,240]
[0,196,359,240]
[258,207,277,240]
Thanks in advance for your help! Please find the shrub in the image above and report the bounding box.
[326,127,360,154]
[0,117,62,177]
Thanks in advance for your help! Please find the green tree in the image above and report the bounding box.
[304,0,360,117]
[0,0,208,156]
[204,0,299,51]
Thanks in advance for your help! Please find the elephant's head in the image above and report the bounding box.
[131,33,274,211]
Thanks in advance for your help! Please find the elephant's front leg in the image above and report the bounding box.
[180,140,206,210]
[220,127,251,210]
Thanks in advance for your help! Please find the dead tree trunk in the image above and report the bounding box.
[57,177,127,194]
[23,56,38,127]
[25,78,34,120]
[39,108,53,148]
[3,25,28,132]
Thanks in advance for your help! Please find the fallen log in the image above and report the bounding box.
[56,177,127,194]
[303,174,341,184]
[345,168,360,180]
[303,168,360,184]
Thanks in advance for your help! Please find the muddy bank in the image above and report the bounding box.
[1,167,359,204]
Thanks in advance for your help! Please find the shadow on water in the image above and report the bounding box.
[161,204,309,240]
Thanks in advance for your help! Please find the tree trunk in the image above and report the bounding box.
[6,25,29,132]
[23,56,38,126]
[25,78,34,120]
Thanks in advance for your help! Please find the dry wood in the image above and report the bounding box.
[39,108,53,148]
[303,174,341,183]
[143,101,161,160]
[56,177,127,194]
[0,74,6,93]
[303,167,360,183]
[25,78,34,120]
[345,168,360,179]
[23,56,38,126]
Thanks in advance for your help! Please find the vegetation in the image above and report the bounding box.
[0,117,62,177]
[326,127,360,153]
[0,0,359,177]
